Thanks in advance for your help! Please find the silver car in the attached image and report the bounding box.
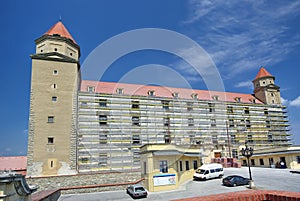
[126,184,148,199]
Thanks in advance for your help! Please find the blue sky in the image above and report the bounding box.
[1,0,300,156]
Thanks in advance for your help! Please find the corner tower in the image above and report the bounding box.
[253,67,281,105]
[27,21,80,176]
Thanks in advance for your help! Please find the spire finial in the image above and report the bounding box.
[59,15,62,21]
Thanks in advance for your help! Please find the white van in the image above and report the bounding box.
[193,163,224,180]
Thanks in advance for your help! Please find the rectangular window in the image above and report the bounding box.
[133,152,140,165]
[251,159,255,166]
[187,102,193,111]
[132,134,140,144]
[259,158,264,165]
[244,107,250,114]
[185,161,190,170]
[248,134,253,143]
[52,96,57,102]
[99,134,107,144]
[179,161,183,171]
[229,119,234,127]
[143,162,147,174]
[227,106,233,113]
[50,160,54,168]
[212,134,218,144]
[99,115,107,125]
[232,149,238,158]
[246,119,251,128]
[266,120,270,128]
[48,116,54,123]
[132,116,140,126]
[264,109,269,115]
[211,119,216,127]
[296,156,300,164]
[81,158,89,164]
[47,137,54,144]
[99,153,107,166]
[193,160,198,170]
[132,100,139,109]
[99,99,107,107]
[208,103,215,112]
[53,70,58,75]
[163,117,170,127]
[188,118,194,126]
[268,134,273,142]
[159,160,168,173]
[162,100,170,110]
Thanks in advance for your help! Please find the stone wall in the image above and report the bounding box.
[27,171,142,194]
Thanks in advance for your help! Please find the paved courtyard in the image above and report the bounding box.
[58,167,300,201]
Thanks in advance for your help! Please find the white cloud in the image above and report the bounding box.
[234,81,253,89]
[184,1,300,77]
[290,96,300,107]
[281,96,300,107]
[281,97,289,106]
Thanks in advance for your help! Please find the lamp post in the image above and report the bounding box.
[241,142,254,188]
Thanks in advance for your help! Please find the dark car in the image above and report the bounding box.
[126,184,148,199]
[222,175,249,187]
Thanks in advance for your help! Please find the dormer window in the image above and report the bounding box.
[235,97,241,102]
[172,92,179,98]
[212,95,219,101]
[87,86,95,93]
[191,93,198,100]
[148,90,155,97]
[249,98,256,103]
[116,88,123,95]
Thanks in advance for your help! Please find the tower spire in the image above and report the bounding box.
[44,21,76,44]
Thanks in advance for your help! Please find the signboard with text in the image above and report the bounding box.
[153,174,176,186]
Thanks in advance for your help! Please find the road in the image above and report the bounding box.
[58,167,300,201]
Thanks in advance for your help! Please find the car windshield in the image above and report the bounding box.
[135,187,145,192]
[225,176,234,180]
[196,169,206,174]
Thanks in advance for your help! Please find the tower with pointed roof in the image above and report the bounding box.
[27,21,80,176]
[253,67,281,105]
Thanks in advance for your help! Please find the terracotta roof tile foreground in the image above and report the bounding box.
[81,80,262,104]
[0,156,27,171]
[44,21,76,44]
[172,190,300,201]
[254,67,273,80]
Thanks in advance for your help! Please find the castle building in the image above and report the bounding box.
[27,21,291,176]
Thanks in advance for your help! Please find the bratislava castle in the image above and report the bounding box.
[27,21,291,176]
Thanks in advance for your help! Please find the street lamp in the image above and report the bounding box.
[241,142,254,188]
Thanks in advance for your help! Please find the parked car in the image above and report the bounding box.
[222,175,249,187]
[193,163,224,180]
[126,184,148,199]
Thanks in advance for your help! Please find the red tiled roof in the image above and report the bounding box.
[44,21,76,44]
[254,67,273,80]
[81,80,262,104]
[0,156,27,171]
